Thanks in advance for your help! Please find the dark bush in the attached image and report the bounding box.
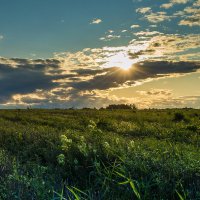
[173,112,186,122]
[106,104,137,110]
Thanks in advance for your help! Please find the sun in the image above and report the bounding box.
[102,52,135,70]
[117,57,134,70]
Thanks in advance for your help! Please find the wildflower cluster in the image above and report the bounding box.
[115,138,120,145]
[77,136,88,157]
[128,140,135,151]
[57,154,65,165]
[103,142,110,151]
[60,134,72,151]
[88,120,103,141]
[88,120,97,130]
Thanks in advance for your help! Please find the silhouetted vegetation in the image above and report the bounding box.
[106,104,137,110]
[173,112,186,122]
[0,108,199,199]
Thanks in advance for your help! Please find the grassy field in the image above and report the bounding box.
[0,109,200,200]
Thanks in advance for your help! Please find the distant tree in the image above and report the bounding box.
[173,112,186,122]
[106,104,137,110]
[82,107,92,110]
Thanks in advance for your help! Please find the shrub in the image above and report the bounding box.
[106,104,137,110]
[173,112,186,122]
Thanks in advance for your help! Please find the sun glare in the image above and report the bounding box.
[102,52,136,70]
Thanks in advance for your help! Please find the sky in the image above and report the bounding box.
[0,0,200,109]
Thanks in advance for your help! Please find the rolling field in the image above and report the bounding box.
[0,109,200,200]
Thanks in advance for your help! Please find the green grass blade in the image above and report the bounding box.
[72,186,87,196]
[130,180,141,200]
[176,190,185,200]
[118,180,130,185]
[66,186,80,200]
[115,171,127,179]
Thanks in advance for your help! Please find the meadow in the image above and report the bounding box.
[0,108,199,200]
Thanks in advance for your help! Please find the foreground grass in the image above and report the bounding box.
[0,109,199,199]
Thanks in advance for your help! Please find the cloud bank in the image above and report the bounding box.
[0,54,199,109]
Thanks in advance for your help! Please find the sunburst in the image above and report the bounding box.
[101,52,137,70]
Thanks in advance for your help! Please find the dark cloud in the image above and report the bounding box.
[71,67,117,76]
[70,61,200,90]
[128,49,155,59]
[0,60,68,103]
[0,57,199,108]
[71,68,104,76]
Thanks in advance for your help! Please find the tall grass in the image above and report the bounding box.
[0,109,199,199]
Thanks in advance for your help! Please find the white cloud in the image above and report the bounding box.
[131,24,140,28]
[178,7,200,26]
[173,11,186,16]
[108,30,114,33]
[179,16,200,26]
[160,3,173,9]
[0,35,3,40]
[144,12,173,23]
[161,0,189,9]
[134,31,162,36]
[100,34,121,41]
[184,7,200,13]
[171,0,189,4]
[136,7,151,14]
[149,25,157,27]
[90,18,102,24]
[193,0,200,7]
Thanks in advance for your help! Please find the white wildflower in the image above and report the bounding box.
[57,154,65,165]
[104,142,110,150]
[60,135,72,151]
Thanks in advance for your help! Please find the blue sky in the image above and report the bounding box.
[0,0,136,57]
[0,0,198,58]
[0,0,199,108]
